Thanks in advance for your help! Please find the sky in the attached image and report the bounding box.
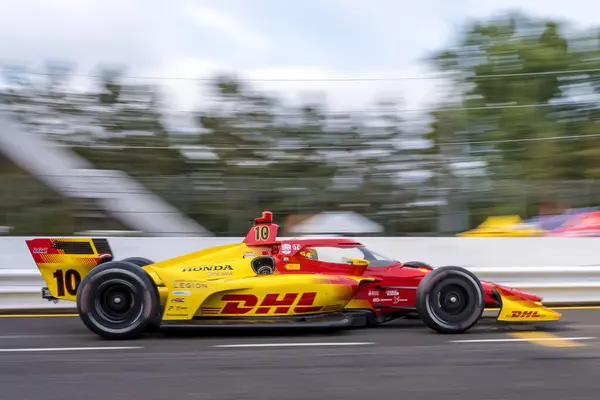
[0,0,599,125]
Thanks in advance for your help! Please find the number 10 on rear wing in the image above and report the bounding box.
[25,238,114,302]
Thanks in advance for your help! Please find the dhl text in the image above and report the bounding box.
[220,292,323,315]
[510,310,541,318]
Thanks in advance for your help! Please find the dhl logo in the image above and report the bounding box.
[510,310,541,318]
[220,292,322,315]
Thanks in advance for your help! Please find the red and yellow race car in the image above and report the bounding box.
[25,211,561,340]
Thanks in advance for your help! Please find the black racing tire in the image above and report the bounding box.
[122,257,155,267]
[76,261,159,340]
[416,265,484,334]
[119,257,161,331]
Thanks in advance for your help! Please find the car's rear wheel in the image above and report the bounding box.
[416,266,484,334]
[76,261,159,340]
[120,257,162,330]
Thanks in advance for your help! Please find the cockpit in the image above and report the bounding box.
[297,245,397,267]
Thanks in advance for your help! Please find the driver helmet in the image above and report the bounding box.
[300,247,318,260]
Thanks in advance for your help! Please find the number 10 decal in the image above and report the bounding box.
[53,269,82,296]
[254,225,270,241]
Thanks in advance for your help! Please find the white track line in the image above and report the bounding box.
[0,346,143,352]
[450,337,596,343]
[0,334,83,339]
[214,342,375,348]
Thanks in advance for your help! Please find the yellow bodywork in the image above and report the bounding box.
[32,239,372,321]
[495,287,562,322]
[143,242,371,320]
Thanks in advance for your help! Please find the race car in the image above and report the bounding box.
[25,211,561,340]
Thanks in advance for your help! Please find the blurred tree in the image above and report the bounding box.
[194,75,345,233]
[427,12,600,182]
[425,12,600,224]
[74,66,192,177]
[194,75,435,234]
[44,60,75,91]
[15,9,600,235]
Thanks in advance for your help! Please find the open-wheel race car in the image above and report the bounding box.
[25,211,561,340]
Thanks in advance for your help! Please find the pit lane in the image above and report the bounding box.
[0,308,598,399]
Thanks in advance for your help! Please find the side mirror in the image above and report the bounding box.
[346,258,369,267]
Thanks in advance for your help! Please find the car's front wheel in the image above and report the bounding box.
[415,265,484,334]
[76,261,160,340]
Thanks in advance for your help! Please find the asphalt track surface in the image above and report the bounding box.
[1,309,600,399]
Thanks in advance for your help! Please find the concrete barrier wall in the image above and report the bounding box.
[2,236,600,310]
[3,236,600,270]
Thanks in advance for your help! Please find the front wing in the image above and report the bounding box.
[494,287,562,322]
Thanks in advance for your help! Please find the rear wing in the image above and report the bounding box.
[25,238,114,301]
[243,211,279,245]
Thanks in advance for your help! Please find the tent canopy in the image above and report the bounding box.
[289,211,383,234]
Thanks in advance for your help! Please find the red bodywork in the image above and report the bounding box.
[244,211,542,316]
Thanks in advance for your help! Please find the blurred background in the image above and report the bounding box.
[2,0,600,237]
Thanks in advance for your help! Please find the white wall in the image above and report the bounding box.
[4,236,600,271]
[3,236,600,309]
